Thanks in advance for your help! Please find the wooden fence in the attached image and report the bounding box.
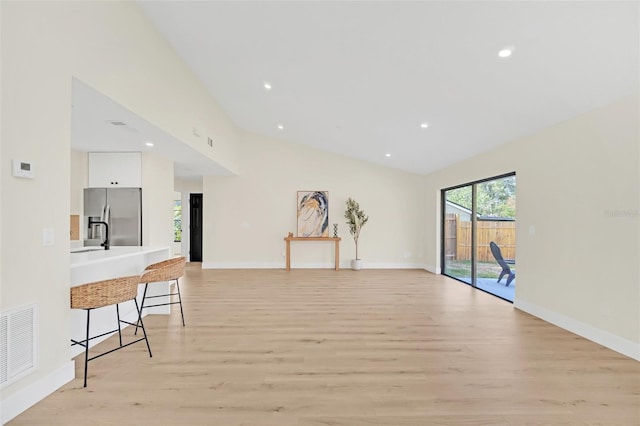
[444,213,516,262]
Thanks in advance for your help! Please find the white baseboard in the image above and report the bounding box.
[203,261,430,270]
[423,264,440,274]
[515,299,640,361]
[202,262,283,269]
[1,361,75,425]
[350,262,426,269]
[293,262,339,269]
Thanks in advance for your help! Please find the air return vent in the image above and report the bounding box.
[106,120,138,133]
[0,304,38,387]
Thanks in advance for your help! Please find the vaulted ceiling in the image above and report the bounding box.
[135,1,638,175]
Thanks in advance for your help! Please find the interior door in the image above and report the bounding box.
[189,193,203,262]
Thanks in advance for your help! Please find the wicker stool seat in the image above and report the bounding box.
[135,257,187,332]
[70,275,152,387]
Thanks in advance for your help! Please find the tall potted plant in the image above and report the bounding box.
[344,197,369,270]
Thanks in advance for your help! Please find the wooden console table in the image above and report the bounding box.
[284,235,341,270]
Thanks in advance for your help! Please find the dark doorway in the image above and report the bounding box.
[189,193,203,262]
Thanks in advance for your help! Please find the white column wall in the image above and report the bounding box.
[0,2,239,419]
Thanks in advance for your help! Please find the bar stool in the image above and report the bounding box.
[70,275,152,387]
[136,257,187,330]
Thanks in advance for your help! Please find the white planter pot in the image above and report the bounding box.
[351,259,363,270]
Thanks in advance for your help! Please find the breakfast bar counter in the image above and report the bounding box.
[69,246,171,358]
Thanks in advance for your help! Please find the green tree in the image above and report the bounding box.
[446,176,516,218]
[344,198,369,259]
[477,176,516,218]
[446,186,472,210]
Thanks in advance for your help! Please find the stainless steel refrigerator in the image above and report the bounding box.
[84,188,142,246]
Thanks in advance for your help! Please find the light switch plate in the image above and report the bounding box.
[43,228,55,246]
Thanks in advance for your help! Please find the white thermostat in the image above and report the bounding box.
[12,160,35,179]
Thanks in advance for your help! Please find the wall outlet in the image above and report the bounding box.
[207,137,214,147]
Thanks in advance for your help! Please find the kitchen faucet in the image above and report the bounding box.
[88,219,110,250]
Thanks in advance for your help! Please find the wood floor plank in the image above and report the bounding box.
[8,266,639,425]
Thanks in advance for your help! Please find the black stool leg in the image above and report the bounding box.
[83,309,91,388]
[134,298,152,358]
[116,303,123,347]
[175,279,185,326]
[134,283,149,335]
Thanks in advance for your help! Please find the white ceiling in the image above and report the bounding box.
[73,2,638,178]
[71,79,232,179]
[133,1,638,175]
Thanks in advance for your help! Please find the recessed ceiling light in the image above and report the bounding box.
[145,141,154,147]
[385,153,391,158]
[277,124,284,130]
[420,122,429,129]
[498,47,514,58]
[264,82,272,90]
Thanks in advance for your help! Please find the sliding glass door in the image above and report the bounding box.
[443,185,473,284]
[442,173,516,301]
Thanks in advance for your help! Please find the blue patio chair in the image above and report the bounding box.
[489,241,515,287]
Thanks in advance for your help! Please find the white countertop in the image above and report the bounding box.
[70,246,170,268]
[69,245,172,357]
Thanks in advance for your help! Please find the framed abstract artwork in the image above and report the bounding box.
[297,191,329,237]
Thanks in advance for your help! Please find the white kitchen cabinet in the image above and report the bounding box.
[88,152,142,187]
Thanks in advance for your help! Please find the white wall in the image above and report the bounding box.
[69,150,87,218]
[142,153,174,248]
[69,150,88,248]
[203,130,426,269]
[424,95,640,359]
[175,179,203,194]
[0,1,239,421]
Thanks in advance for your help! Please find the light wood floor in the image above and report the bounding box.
[10,266,639,425]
